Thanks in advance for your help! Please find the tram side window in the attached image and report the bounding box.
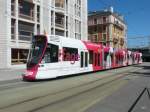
[98,53,100,66]
[81,52,84,68]
[42,44,59,63]
[89,50,93,64]
[104,52,108,61]
[85,52,88,67]
[94,53,97,66]
[63,47,78,61]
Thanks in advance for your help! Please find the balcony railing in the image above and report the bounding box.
[19,13,34,21]
[19,35,32,41]
[55,19,65,28]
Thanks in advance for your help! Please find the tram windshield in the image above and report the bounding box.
[27,35,47,68]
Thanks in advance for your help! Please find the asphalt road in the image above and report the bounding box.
[0,63,149,112]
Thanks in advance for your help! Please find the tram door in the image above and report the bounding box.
[80,51,88,68]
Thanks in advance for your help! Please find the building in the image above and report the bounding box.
[88,7,127,49]
[0,0,87,68]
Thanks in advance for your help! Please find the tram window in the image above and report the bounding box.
[94,53,97,66]
[42,44,59,63]
[98,53,100,66]
[43,48,51,63]
[85,52,88,67]
[63,47,78,61]
[104,52,108,61]
[89,50,93,64]
[81,52,84,68]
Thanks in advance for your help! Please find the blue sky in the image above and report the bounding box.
[88,0,150,47]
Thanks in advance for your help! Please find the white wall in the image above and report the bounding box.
[0,0,11,68]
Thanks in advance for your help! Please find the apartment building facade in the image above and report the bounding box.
[0,0,87,68]
[88,7,127,49]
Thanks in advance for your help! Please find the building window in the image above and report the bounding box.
[94,18,97,24]
[103,17,106,23]
[75,20,81,39]
[93,35,98,42]
[94,26,97,32]
[11,19,16,40]
[37,25,40,34]
[55,13,65,28]
[75,20,81,33]
[18,21,34,41]
[103,25,106,32]
[37,5,40,22]
[66,16,68,30]
[55,0,65,9]
[11,49,29,65]
[11,0,15,16]
[55,29,64,36]
[102,34,107,41]
[75,0,81,17]
[19,0,34,20]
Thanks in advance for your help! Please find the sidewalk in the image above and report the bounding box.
[0,68,25,81]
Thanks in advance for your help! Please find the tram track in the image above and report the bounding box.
[0,67,141,112]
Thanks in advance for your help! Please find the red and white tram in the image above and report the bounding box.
[23,35,142,80]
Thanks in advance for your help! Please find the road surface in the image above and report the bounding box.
[0,63,149,112]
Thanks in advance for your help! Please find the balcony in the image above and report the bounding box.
[19,13,34,21]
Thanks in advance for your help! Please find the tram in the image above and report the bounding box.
[23,35,142,80]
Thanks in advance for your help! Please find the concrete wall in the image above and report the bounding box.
[0,0,11,68]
